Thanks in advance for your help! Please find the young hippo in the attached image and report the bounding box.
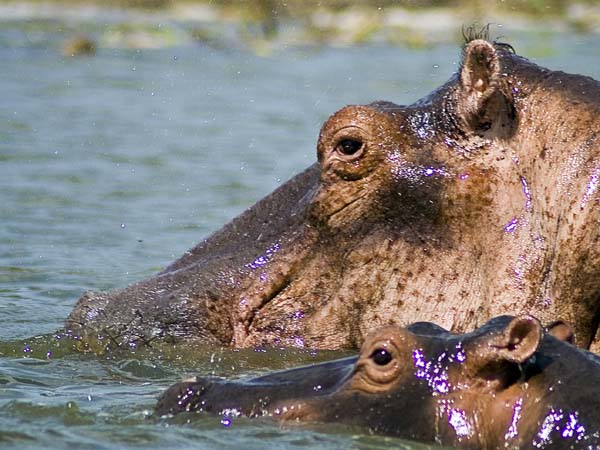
[156,316,600,449]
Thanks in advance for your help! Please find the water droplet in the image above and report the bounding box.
[221,417,231,426]
[504,218,519,233]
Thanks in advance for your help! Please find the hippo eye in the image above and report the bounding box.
[370,348,393,366]
[335,138,363,157]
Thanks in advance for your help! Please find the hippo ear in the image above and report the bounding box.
[546,320,574,344]
[470,315,542,383]
[456,39,514,136]
[490,315,543,364]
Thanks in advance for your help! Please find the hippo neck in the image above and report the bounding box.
[410,47,600,159]
[466,339,600,449]
[515,340,600,447]
[505,51,600,166]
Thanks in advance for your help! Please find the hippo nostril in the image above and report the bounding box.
[370,348,393,366]
[336,138,363,156]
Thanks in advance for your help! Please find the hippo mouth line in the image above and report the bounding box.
[233,274,294,345]
[249,276,292,323]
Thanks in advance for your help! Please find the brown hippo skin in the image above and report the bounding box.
[156,316,600,449]
[66,37,600,351]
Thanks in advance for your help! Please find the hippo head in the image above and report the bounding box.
[157,316,600,448]
[309,40,516,236]
[67,36,600,351]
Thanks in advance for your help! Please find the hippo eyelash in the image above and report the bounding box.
[370,348,393,366]
[335,138,364,157]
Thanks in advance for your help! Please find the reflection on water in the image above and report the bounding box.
[1,9,600,450]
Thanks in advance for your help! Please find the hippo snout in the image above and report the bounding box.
[156,356,358,421]
[66,291,111,329]
[156,377,217,417]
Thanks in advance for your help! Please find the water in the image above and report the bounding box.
[1,8,600,449]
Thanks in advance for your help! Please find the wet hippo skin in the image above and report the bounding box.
[157,316,600,449]
[67,35,600,351]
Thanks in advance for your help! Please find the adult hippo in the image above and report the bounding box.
[67,35,600,351]
[156,316,600,449]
